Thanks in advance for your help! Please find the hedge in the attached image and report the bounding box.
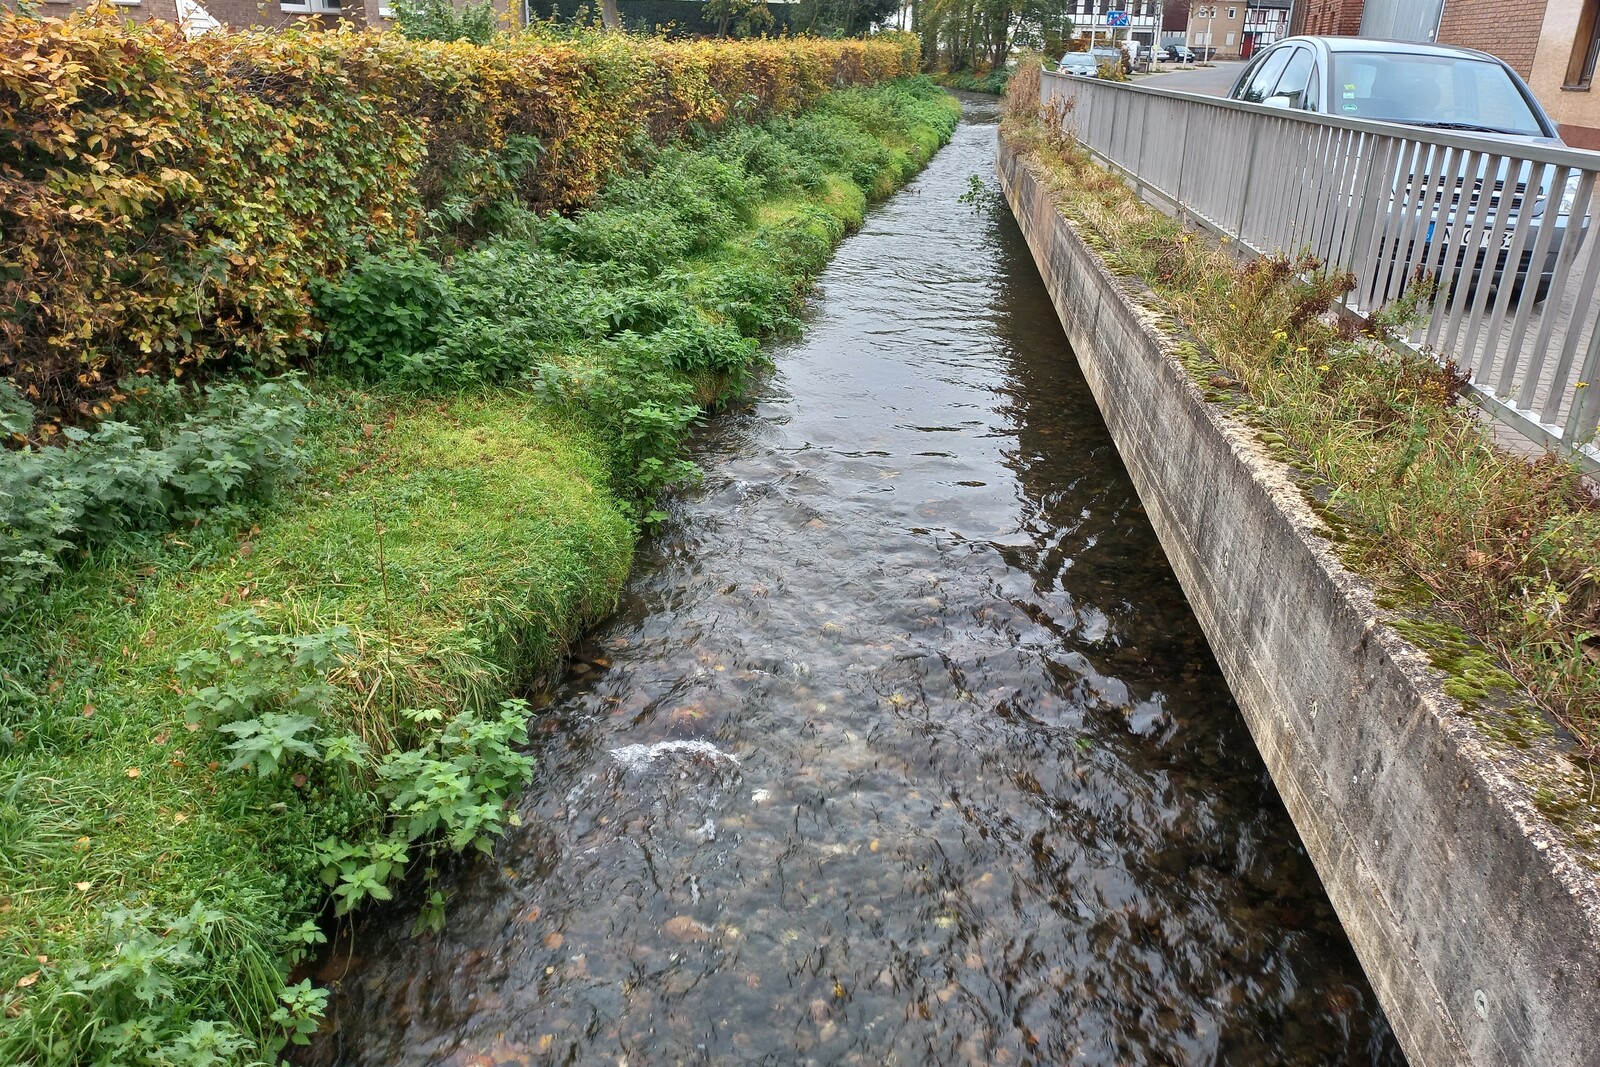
[0,10,919,424]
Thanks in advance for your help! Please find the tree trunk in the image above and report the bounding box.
[599,0,620,28]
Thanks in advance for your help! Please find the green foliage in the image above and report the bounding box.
[0,11,920,425]
[0,378,308,611]
[30,902,299,1067]
[0,78,958,1067]
[314,251,458,378]
[380,701,535,852]
[176,609,351,729]
[392,0,500,44]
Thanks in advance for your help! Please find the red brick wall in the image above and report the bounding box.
[1291,0,1365,36]
[1436,0,1548,77]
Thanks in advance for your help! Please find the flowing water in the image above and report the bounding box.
[304,98,1405,1067]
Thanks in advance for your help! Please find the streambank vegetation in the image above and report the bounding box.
[1000,62,1600,835]
[0,12,958,1062]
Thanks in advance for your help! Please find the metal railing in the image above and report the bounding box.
[1038,69,1600,468]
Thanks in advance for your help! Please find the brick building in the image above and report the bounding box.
[1287,0,1363,36]
[1186,1,1289,59]
[1460,0,1600,147]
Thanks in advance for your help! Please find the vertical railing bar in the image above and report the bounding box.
[1368,138,1415,306]
[1351,135,1403,314]
[1521,172,1597,411]
[1476,161,1545,393]
[1409,145,1463,348]
[1332,130,1375,277]
[1538,193,1600,424]
[1460,157,1520,378]
[1396,143,1454,324]
[1494,162,1562,398]
[1385,140,1433,307]
[1436,149,1491,356]
[1290,123,1327,253]
[1309,126,1349,265]
[1565,327,1600,446]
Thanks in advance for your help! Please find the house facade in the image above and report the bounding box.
[1186,1,1289,58]
[1070,0,1163,52]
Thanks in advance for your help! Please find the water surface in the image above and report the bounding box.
[306,97,1404,1067]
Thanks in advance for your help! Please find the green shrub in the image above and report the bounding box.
[0,378,308,610]
[392,0,499,45]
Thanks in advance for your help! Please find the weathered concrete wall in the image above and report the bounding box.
[997,135,1600,1067]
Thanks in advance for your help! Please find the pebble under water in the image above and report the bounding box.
[302,96,1407,1067]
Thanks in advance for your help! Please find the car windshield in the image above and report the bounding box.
[1330,51,1546,135]
[1062,53,1092,62]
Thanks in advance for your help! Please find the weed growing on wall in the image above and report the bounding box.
[1001,76,1600,756]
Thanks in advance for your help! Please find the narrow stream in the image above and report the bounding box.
[306,98,1405,1067]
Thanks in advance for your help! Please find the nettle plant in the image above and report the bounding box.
[60,902,327,1063]
[177,611,536,932]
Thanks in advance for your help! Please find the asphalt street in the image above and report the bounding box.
[1134,60,1247,97]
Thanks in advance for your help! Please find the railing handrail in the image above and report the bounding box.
[1042,69,1600,171]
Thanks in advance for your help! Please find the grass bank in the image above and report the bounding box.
[931,66,1012,94]
[1000,67,1600,816]
[0,78,959,1065]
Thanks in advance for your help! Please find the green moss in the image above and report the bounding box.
[1386,616,1551,747]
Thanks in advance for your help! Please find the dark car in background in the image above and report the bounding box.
[1227,36,1584,301]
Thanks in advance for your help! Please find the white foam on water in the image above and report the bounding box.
[608,739,740,772]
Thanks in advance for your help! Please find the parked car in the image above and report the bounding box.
[1089,44,1125,70]
[1227,35,1585,301]
[1162,44,1195,63]
[1057,52,1100,78]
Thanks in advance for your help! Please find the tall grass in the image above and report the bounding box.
[1000,80,1600,760]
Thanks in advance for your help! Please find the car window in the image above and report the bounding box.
[1329,51,1546,134]
[1239,47,1295,103]
[1272,46,1316,108]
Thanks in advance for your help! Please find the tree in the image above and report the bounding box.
[912,0,1071,71]
[705,0,776,36]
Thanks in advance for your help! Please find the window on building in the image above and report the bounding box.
[282,0,341,10]
[1227,6,1236,17]
[1567,0,1600,88]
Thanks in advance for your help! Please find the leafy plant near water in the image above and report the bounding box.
[1,77,959,1065]
[1002,76,1600,754]
[0,378,308,611]
[0,10,920,425]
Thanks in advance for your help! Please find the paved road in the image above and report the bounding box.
[1135,60,1247,97]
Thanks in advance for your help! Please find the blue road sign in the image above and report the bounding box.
[1106,9,1129,25]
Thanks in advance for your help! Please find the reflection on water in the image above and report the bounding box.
[303,97,1405,1067]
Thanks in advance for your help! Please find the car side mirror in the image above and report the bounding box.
[1263,94,1294,109]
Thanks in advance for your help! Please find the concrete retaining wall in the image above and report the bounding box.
[998,135,1600,1067]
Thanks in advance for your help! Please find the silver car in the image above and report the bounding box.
[1057,52,1099,78]
[1228,36,1582,301]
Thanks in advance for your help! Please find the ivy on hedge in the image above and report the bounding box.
[0,10,919,424]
